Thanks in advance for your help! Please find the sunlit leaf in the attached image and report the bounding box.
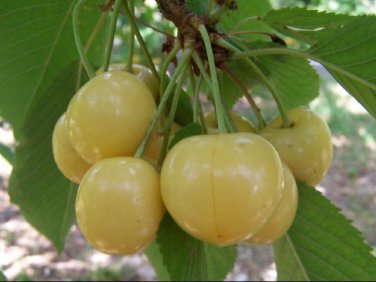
[274,183,376,281]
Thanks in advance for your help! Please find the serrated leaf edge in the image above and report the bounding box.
[277,234,310,281]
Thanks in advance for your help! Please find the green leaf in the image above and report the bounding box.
[258,55,320,109]
[204,243,237,281]
[2,0,107,251]
[273,183,376,281]
[146,214,237,281]
[9,62,81,252]
[0,0,106,136]
[273,236,309,281]
[218,71,243,110]
[186,0,209,16]
[156,215,208,281]
[144,242,171,281]
[169,123,203,149]
[220,0,272,42]
[262,8,353,44]
[0,271,7,282]
[0,143,13,164]
[169,90,194,126]
[310,16,376,119]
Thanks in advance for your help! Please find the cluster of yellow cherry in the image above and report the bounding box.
[52,64,332,255]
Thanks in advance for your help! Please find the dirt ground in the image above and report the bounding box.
[1,69,376,280]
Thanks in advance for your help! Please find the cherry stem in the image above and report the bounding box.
[134,48,193,158]
[158,65,188,168]
[198,24,227,133]
[221,97,238,133]
[126,0,135,73]
[192,73,200,122]
[222,64,266,131]
[76,11,108,90]
[158,42,181,131]
[122,0,159,81]
[191,52,235,133]
[230,16,260,32]
[193,75,207,133]
[73,0,96,79]
[159,42,181,99]
[216,38,291,128]
[103,0,122,72]
[136,18,175,38]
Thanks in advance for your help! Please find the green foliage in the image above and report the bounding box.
[220,0,272,41]
[146,214,237,281]
[217,59,261,109]
[274,183,376,281]
[169,123,203,149]
[258,55,320,109]
[145,242,171,280]
[262,8,353,44]
[0,143,13,164]
[8,63,80,252]
[186,0,210,15]
[0,0,106,137]
[0,271,7,282]
[168,90,194,126]
[0,0,107,251]
[310,16,376,119]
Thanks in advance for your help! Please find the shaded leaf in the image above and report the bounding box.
[144,242,171,281]
[2,0,107,251]
[0,271,6,282]
[156,215,208,281]
[273,183,376,281]
[9,62,81,252]
[146,214,236,281]
[220,0,272,42]
[169,90,194,126]
[186,0,209,16]
[0,143,14,164]
[218,59,261,109]
[258,55,320,109]
[205,243,237,281]
[169,123,203,149]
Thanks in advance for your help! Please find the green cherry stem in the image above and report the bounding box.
[198,24,226,133]
[158,65,189,168]
[73,0,96,79]
[230,16,260,33]
[221,97,238,133]
[216,38,291,128]
[193,74,202,123]
[191,52,211,86]
[122,0,159,81]
[222,64,266,131]
[192,74,208,133]
[191,52,234,133]
[134,48,193,158]
[159,42,181,98]
[103,0,122,72]
[126,0,135,73]
[76,11,108,90]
